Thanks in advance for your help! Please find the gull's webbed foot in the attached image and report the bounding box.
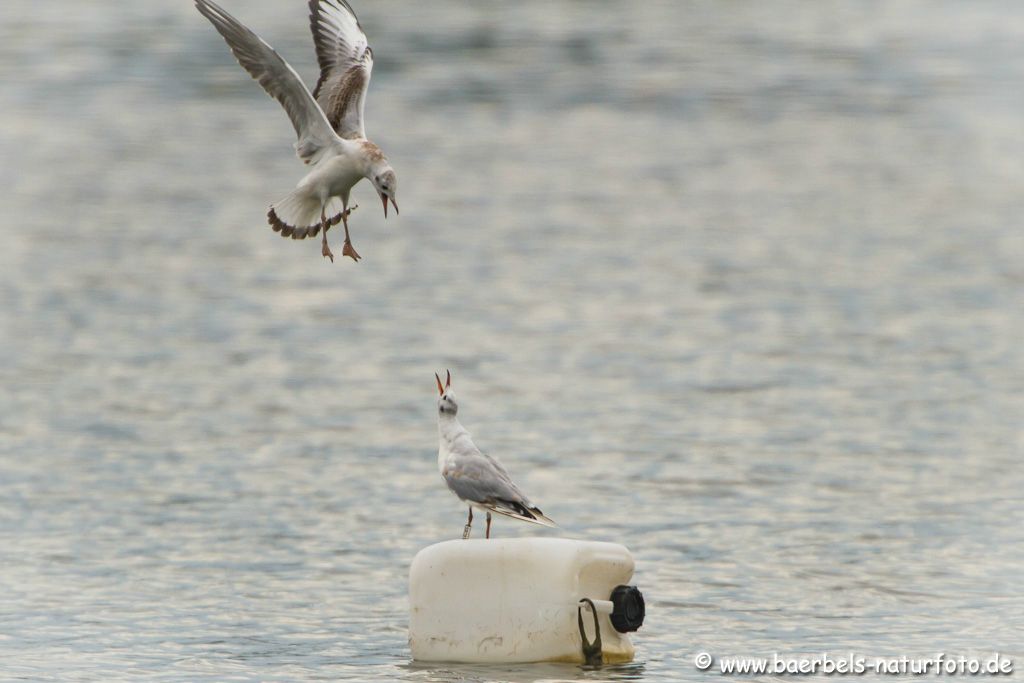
[342,239,361,262]
[321,238,334,263]
[320,208,334,262]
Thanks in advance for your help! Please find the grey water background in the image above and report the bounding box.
[1,0,1023,680]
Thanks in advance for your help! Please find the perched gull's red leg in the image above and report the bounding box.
[320,206,334,262]
[486,511,492,539]
[463,507,473,539]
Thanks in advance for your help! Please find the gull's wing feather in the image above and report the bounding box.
[308,0,373,140]
[196,0,337,164]
[444,450,556,527]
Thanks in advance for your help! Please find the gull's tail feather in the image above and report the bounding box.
[488,500,558,528]
[267,190,345,240]
[526,507,557,528]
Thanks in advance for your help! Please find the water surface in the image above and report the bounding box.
[1,1,1022,680]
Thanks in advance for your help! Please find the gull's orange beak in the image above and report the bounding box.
[435,372,444,395]
[381,193,389,219]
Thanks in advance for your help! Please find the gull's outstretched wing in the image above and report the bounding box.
[196,0,337,164]
[443,450,557,527]
[308,0,373,140]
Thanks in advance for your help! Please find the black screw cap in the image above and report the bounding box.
[609,584,645,632]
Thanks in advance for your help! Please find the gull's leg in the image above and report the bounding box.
[340,200,361,262]
[486,512,492,539]
[463,507,473,539]
[320,205,334,262]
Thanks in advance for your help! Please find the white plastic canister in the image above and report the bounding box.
[409,538,642,664]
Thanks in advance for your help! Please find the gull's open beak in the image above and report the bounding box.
[435,372,444,395]
[381,193,389,219]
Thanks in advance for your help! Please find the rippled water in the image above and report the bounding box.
[2,1,1023,680]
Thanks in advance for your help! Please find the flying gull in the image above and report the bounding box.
[435,371,557,539]
[195,0,398,262]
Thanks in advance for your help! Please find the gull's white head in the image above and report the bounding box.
[435,370,458,417]
[371,166,399,219]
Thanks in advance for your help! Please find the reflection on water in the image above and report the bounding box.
[1,0,1023,680]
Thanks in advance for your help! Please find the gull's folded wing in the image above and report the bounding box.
[444,453,557,527]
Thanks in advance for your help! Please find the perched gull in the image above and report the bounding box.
[195,0,398,262]
[435,371,556,539]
